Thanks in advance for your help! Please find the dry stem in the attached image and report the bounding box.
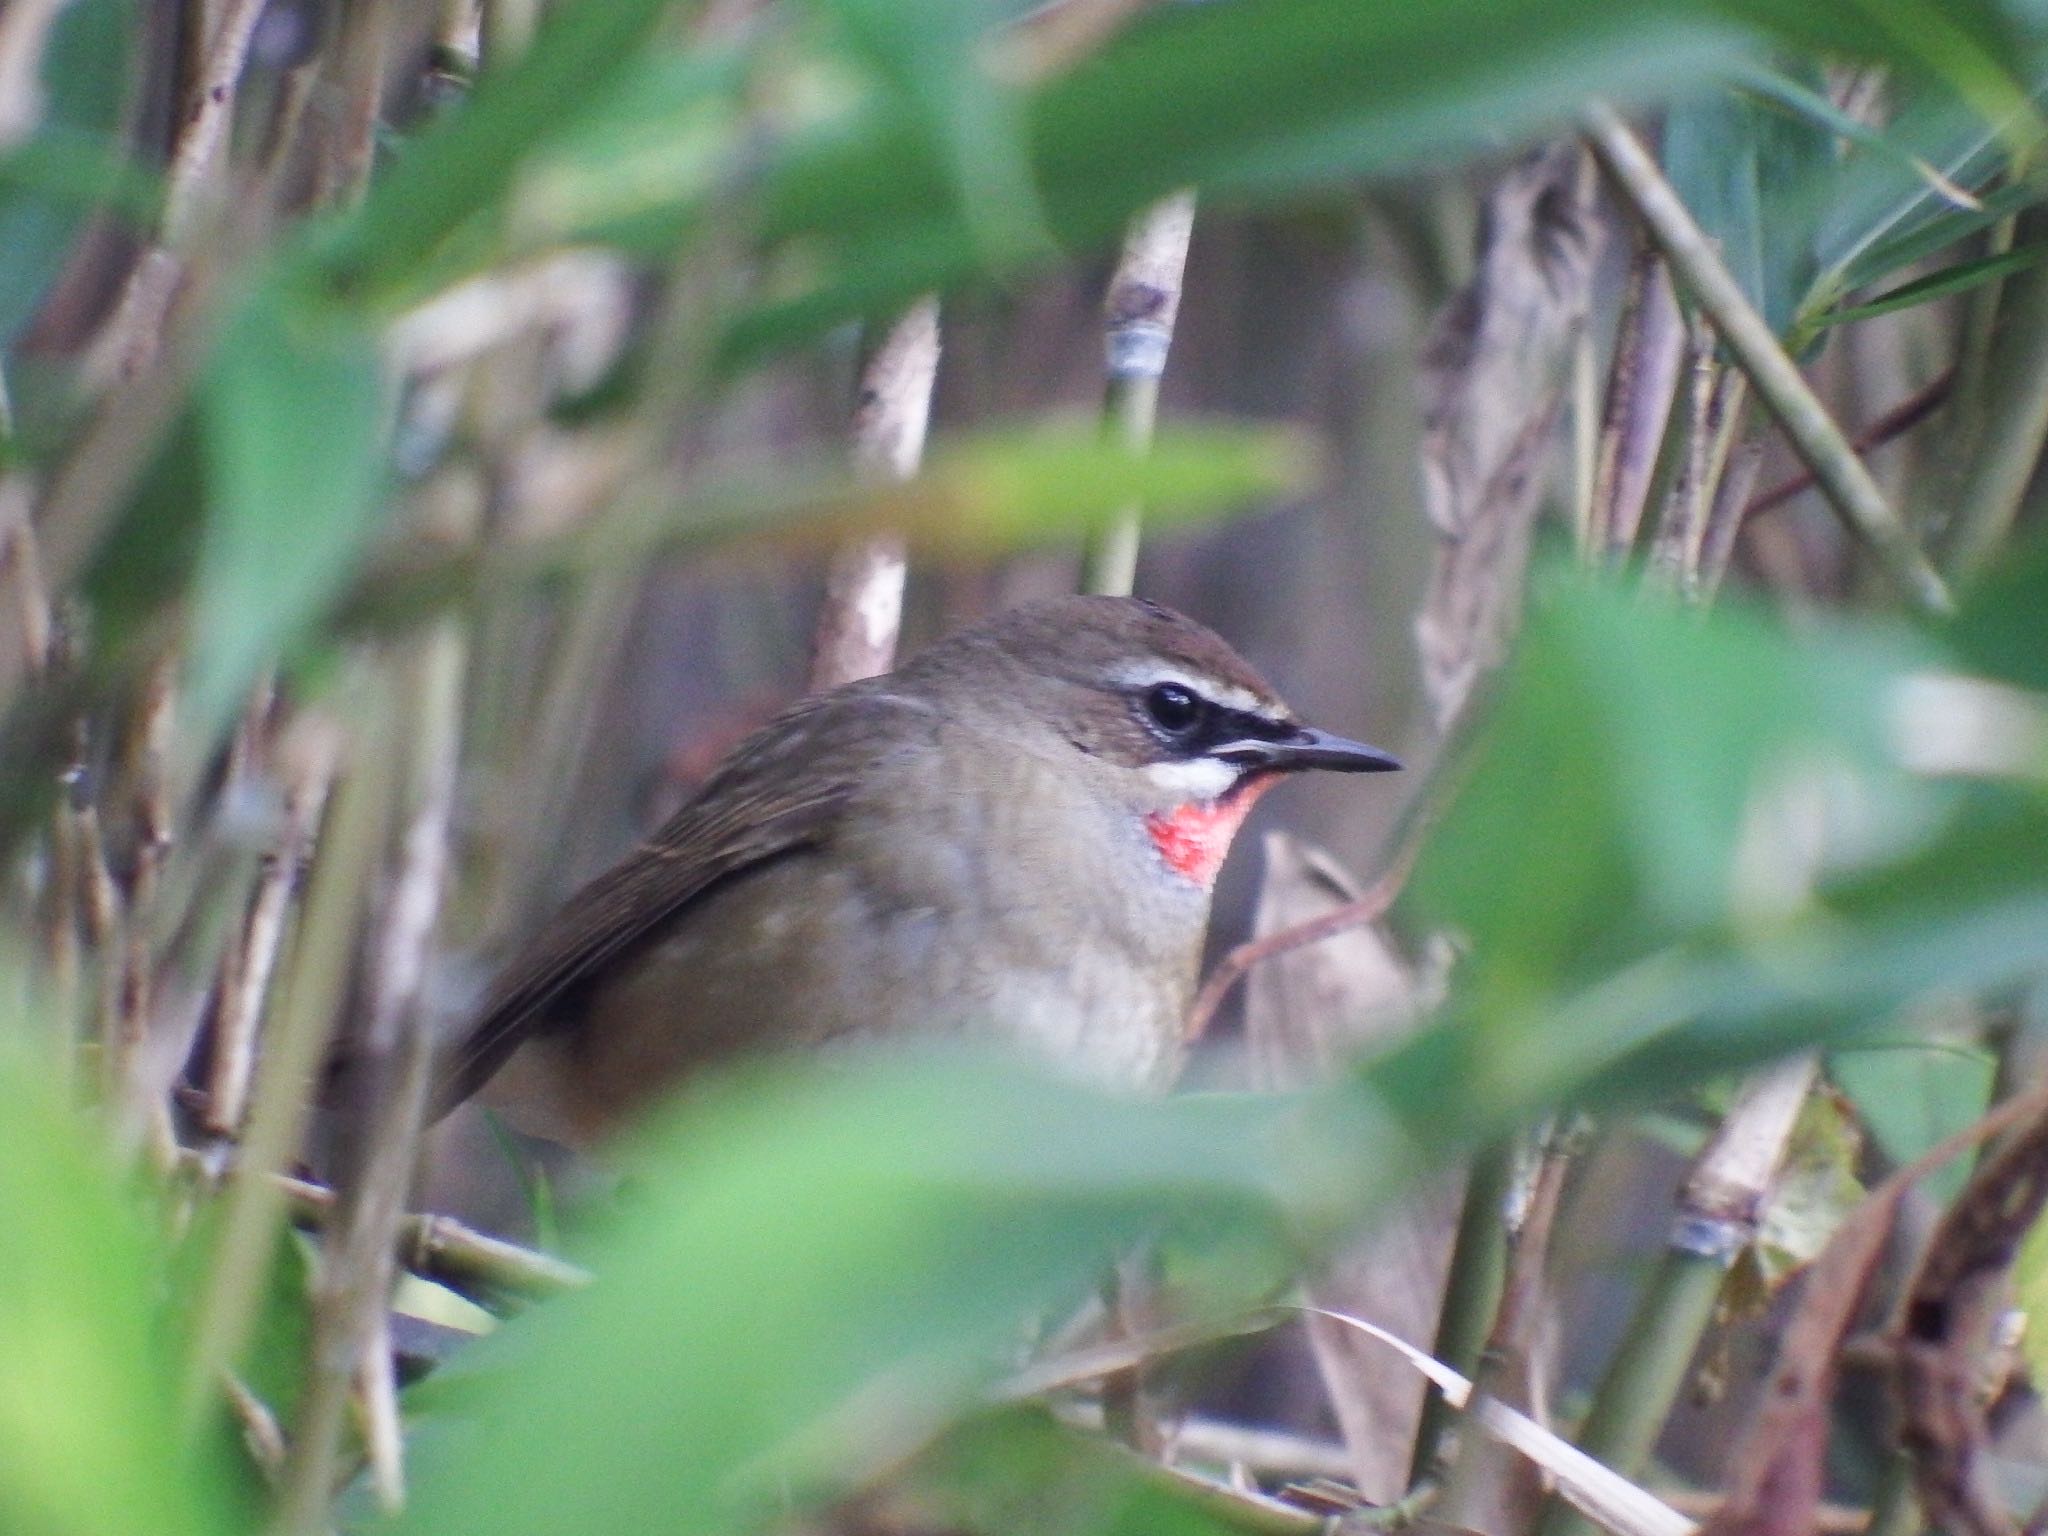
[1083,190,1197,597]
[810,296,941,691]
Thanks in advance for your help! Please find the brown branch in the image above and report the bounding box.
[1185,837,1420,1046]
[1893,1088,2048,1536]
[1702,1079,2048,1536]
[1742,368,1957,522]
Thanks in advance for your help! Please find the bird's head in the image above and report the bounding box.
[902,596,1401,888]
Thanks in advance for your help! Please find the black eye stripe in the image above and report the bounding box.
[1131,684,1294,754]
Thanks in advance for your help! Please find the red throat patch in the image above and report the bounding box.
[1144,774,1277,888]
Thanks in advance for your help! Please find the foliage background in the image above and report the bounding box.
[5,1,2048,1534]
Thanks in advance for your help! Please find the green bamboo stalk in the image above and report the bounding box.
[1408,1138,1515,1482]
[1535,1055,1819,1536]
[1582,103,1952,615]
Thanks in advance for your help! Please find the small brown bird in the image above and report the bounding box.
[439,596,1399,1144]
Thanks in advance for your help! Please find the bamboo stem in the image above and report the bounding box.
[1409,1138,1515,1482]
[179,697,388,1433]
[274,632,464,1531]
[1586,244,1683,563]
[1941,231,2048,579]
[1582,103,1951,614]
[1535,1054,1819,1536]
[1083,191,1197,597]
[809,297,941,691]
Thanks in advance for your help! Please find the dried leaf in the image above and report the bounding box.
[1245,834,1456,1504]
[1415,141,1599,732]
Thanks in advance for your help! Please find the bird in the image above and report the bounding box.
[436,595,1400,1146]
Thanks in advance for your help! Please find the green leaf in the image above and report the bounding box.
[809,0,1049,258]
[392,1051,1338,1536]
[1664,75,1833,336]
[1946,534,2048,694]
[1809,65,2042,312]
[0,1021,233,1536]
[339,423,1310,634]
[194,275,386,736]
[1816,242,2048,328]
[1408,569,1944,1020]
[1836,180,2046,295]
[730,0,1754,360]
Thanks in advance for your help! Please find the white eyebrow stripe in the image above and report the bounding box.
[1106,663,1269,716]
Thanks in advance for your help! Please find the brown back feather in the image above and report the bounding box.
[434,690,902,1112]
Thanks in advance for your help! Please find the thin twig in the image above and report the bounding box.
[1742,369,1956,521]
[0,482,53,674]
[1941,228,2048,580]
[112,653,178,1152]
[1083,190,1197,597]
[178,1154,592,1298]
[204,749,334,1137]
[1583,102,1952,614]
[1695,421,1765,604]
[1647,312,1720,591]
[1437,1120,1583,1530]
[1185,834,1419,1046]
[357,1319,407,1513]
[223,1372,288,1479]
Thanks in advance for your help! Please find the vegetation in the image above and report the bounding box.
[4,1,2048,1534]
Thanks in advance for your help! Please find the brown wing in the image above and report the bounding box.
[435,688,905,1113]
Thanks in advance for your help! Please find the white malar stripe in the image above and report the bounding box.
[1106,662,1269,716]
[1143,757,1239,800]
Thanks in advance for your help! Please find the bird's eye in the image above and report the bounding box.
[1143,683,1204,735]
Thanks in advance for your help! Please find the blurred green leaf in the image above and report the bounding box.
[321,0,679,301]
[392,1051,1344,1536]
[0,1027,232,1536]
[733,0,1752,358]
[904,1408,1285,1536]
[0,0,139,345]
[340,422,1309,633]
[1409,571,1943,1020]
[194,275,385,736]
[1947,534,2048,692]
[1817,242,2048,327]
[809,0,1048,257]
[1665,75,1833,336]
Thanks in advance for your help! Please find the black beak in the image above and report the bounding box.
[1215,727,1403,775]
